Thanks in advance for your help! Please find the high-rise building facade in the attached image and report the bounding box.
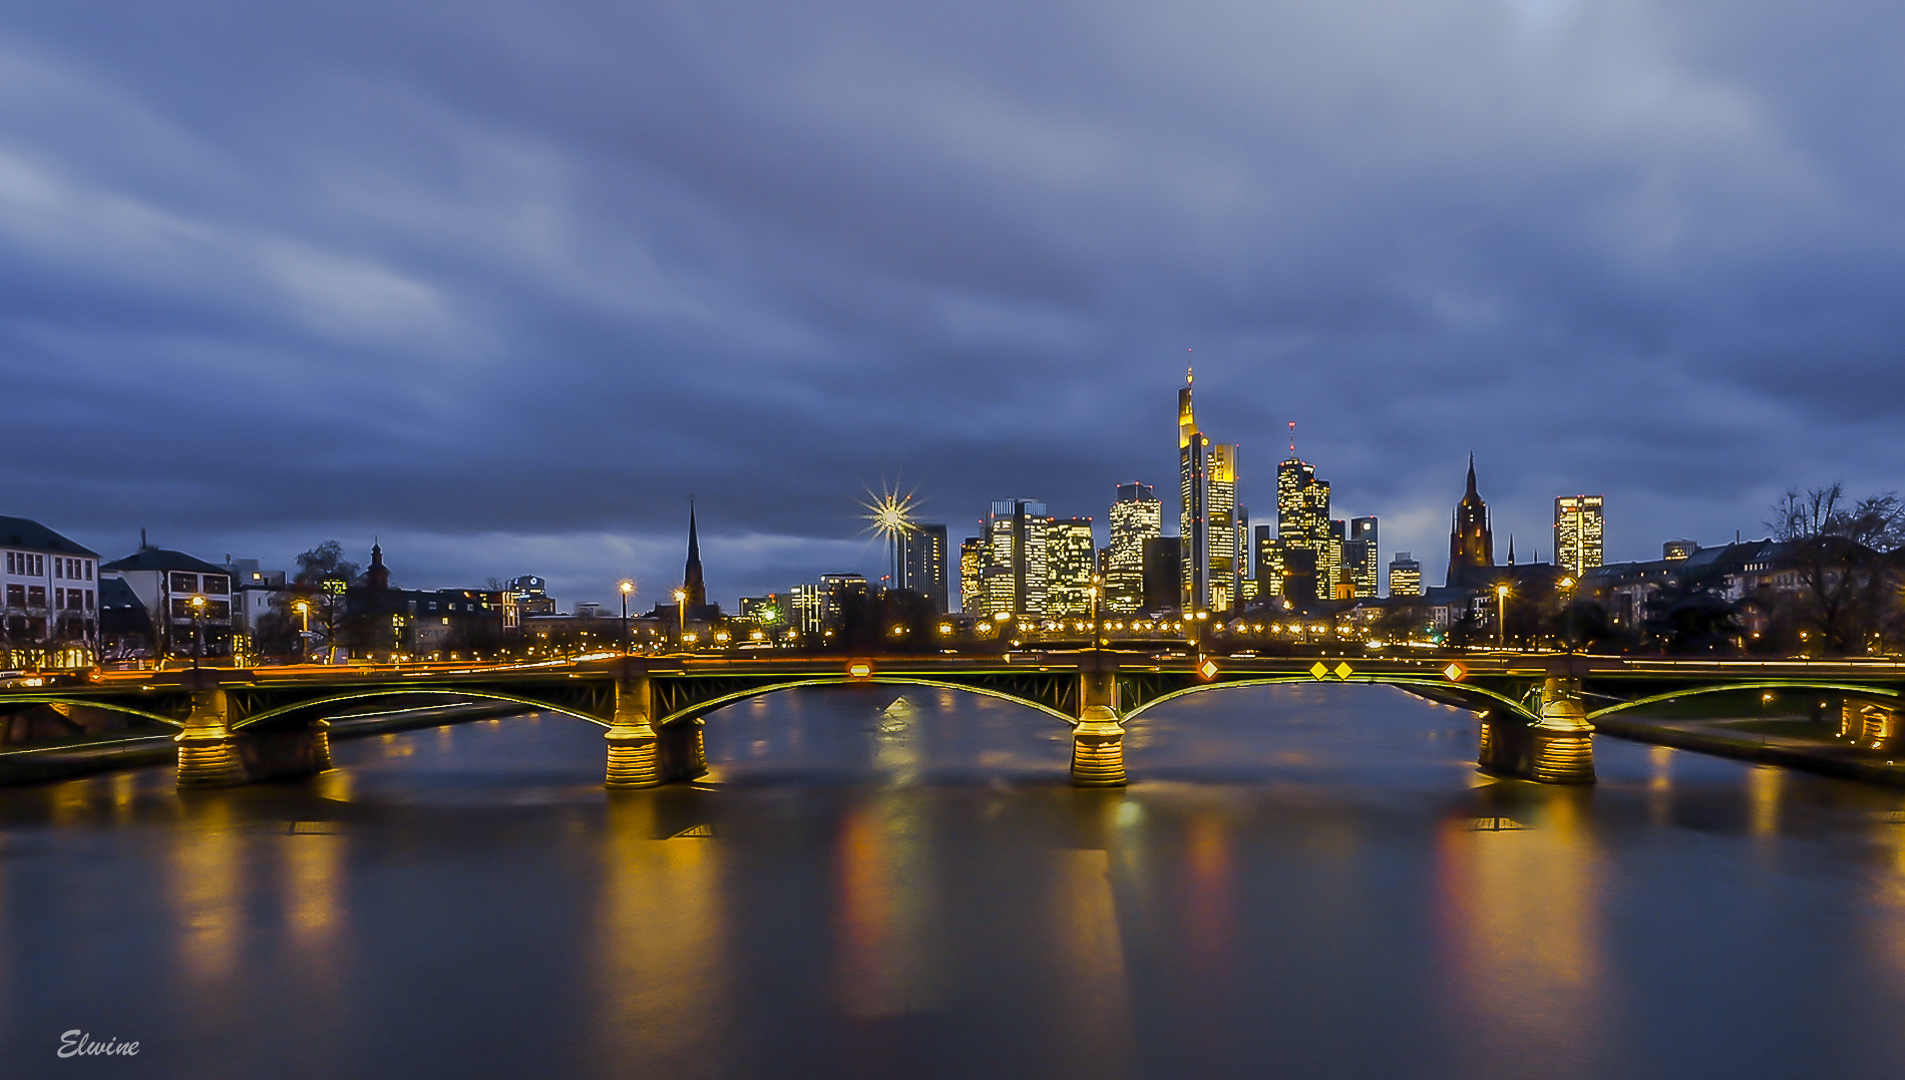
[1447,456,1495,588]
[958,537,984,613]
[1388,552,1422,597]
[1175,369,1241,613]
[1347,516,1379,598]
[1045,517,1097,617]
[1253,524,1282,597]
[900,523,950,613]
[1106,483,1160,614]
[979,499,1048,617]
[1275,456,1332,601]
[1553,495,1605,580]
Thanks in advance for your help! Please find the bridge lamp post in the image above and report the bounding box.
[1495,584,1511,650]
[189,594,207,671]
[673,589,687,650]
[1558,576,1576,654]
[619,580,635,656]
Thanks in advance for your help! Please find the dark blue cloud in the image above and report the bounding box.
[3,0,1903,606]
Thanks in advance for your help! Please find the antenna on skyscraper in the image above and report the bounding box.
[1186,347,1193,385]
[1288,421,1297,456]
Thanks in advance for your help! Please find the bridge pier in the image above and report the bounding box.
[605,677,662,788]
[175,682,333,788]
[176,686,246,788]
[1070,660,1125,787]
[1478,676,1595,784]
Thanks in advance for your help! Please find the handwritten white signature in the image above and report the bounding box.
[58,1030,139,1058]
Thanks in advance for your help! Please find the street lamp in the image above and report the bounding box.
[1495,584,1511,650]
[619,580,635,655]
[1558,576,1576,654]
[673,588,687,650]
[189,594,207,670]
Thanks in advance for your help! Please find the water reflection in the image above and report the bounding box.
[596,795,728,1073]
[832,796,942,1017]
[170,796,245,989]
[1435,792,1605,1079]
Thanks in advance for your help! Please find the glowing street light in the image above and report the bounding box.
[189,594,208,670]
[673,588,687,649]
[862,484,919,590]
[619,580,635,655]
[1495,584,1511,649]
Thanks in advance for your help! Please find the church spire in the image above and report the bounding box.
[1466,453,1478,498]
[682,501,707,611]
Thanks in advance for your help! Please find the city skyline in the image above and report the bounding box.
[5,3,1904,608]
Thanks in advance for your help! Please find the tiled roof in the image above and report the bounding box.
[100,547,228,575]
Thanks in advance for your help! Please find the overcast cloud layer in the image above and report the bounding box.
[4,0,1904,608]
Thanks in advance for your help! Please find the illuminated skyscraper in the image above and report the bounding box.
[1447,455,1495,588]
[1388,552,1421,597]
[1106,483,1160,614]
[958,537,983,613]
[1253,524,1281,597]
[980,499,1048,616]
[900,524,949,614]
[1347,516,1379,598]
[1275,454,1332,600]
[1176,368,1238,612]
[1045,517,1096,617]
[1553,495,1605,580]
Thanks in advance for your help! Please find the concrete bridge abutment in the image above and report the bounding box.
[1842,698,1904,750]
[1070,658,1126,787]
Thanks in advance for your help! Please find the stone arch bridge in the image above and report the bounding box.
[6,654,1903,789]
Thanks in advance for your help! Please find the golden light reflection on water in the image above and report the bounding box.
[1648,746,1675,827]
[1435,795,1605,1077]
[1749,766,1783,840]
[1183,813,1236,982]
[171,797,244,986]
[284,831,346,950]
[832,795,942,1017]
[597,796,727,1071]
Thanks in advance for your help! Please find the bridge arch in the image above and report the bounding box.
[1586,681,1902,723]
[234,688,613,730]
[654,677,1077,728]
[1119,675,1542,726]
[0,696,183,728]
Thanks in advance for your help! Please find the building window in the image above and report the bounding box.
[203,575,229,596]
[85,591,94,612]
[55,588,64,608]
[5,585,21,607]
[85,561,92,582]
[27,586,45,608]
[171,573,198,593]
[53,560,61,579]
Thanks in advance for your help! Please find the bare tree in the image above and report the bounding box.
[1766,484,1905,654]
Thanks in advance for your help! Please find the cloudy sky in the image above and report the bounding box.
[5,0,1904,608]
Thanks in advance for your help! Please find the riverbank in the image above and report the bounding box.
[1591,712,1905,788]
[0,701,535,787]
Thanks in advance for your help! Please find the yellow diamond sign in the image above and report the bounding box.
[1309,661,1330,680]
[1333,661,1354,680]
[1443,661,1467,682]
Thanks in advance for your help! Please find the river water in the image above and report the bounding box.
[4,684,1905,1079]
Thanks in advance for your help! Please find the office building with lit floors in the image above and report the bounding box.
[978,499,1049,617]
[1274,452,1333,601]
[1176,368,1239,612]
[1045,517,1097,617]
[1106,483,1160,613]
[1554,495,1605,580]
[900,524,950,614]
[1388,553,1422,597]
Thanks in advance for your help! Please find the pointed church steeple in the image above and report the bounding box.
[1466,453,1478,498]
[681,502,707,611]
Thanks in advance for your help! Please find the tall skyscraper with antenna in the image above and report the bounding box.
[1176,362,1239,612]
